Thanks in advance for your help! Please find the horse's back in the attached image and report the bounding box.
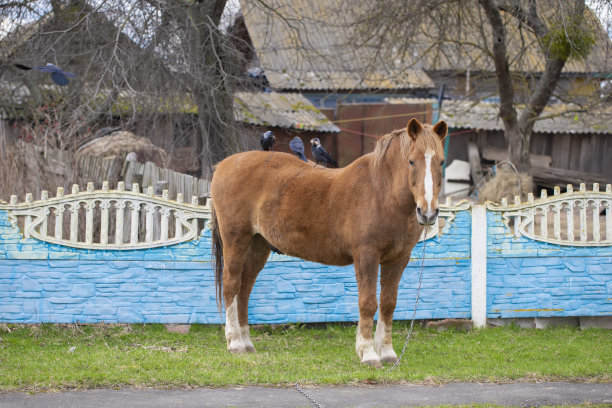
[211,150,332,225]
[211,151,353,263]
[212,151,330,199]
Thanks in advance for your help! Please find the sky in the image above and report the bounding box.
[586,0,612,38]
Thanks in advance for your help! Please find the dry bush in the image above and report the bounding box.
[77,131,170,168]
[478,168,534,204]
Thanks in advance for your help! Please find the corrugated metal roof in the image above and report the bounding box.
[437,100,612,135]
[239,0,434,91]
[264,70,433,91]
[234,91,339,132]
[240,0,611,79]
[0,81,338,132]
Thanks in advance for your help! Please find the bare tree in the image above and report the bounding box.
[347,0,609,172]
[0,0,250,179]
[245,0,609,173]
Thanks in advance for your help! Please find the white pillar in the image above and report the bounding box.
[471,205,487,328]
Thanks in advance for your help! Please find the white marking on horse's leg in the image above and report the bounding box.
[241,325,256,353]
[356,322,382,368]
[374,320,398,363]
[424,149,434,214]
[225,296,246,354]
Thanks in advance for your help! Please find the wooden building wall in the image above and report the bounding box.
[333,103,432,167]
[445,128,612,180]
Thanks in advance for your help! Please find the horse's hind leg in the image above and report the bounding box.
[354,250,382,368]
[376,259,409,364]
[237,235,271,353]
[222,234,252,354]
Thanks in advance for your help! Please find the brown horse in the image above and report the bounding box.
[210,118,447,367]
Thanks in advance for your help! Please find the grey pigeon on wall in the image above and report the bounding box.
[310,138,338,168]
[289,136,308,162]
[15,63,77,86]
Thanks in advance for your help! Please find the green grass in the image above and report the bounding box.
[0,323,610,391]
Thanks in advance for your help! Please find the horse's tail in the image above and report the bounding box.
[210,201,223,314]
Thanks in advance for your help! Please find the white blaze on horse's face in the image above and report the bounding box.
[406,118,447,226]
[412,149,441,225]
[424,149,435,214]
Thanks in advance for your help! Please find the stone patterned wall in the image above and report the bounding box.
[0,209,471,324]
[486,211,612,319]
[3,205,610,324]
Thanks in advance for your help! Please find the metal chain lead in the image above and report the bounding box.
[387,225,428,372]
[295,225,429,406]
[295,381,324,408]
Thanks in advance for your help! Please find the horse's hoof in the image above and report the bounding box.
[362,358,383,369]
[245,344,256,353]
[228,344,247,354]
[381,355,399,364]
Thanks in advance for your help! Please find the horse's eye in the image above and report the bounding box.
[440,159,445,166]
[408,160,415,166]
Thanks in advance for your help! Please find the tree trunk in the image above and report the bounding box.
[183,0,245,178]
[489,0,586,173]
[507,126,531,173]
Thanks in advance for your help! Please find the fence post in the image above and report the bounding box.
[471,204,487,328]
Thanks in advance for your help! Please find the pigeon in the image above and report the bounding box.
[310,138,338,168]
[260,130,275,151]
[289,136,308,162]
[14,63,77,86]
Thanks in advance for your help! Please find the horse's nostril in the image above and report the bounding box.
[434,208,440,217]
[416,207,423,216]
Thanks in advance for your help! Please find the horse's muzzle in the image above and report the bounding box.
[416,207,439,225]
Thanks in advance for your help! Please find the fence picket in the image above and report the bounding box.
[553,186,561,240]
[513,196,521,237]
[40,191,48,237]
[24,193,33,238]
[540,190,547,239]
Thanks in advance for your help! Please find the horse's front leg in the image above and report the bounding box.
[354,251,381,368]
[376,258,409,364]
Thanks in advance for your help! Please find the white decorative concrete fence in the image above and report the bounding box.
[3,181,211,250]
[0,182,610,325]
[488,183,612,246]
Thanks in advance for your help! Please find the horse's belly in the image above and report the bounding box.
[261,226,353,266]
[287,248,353,266]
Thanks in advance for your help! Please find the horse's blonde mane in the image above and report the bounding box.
[373,125,442,168]
[373,128,412,169]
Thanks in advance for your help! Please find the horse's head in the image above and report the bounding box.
[405,118,447,225]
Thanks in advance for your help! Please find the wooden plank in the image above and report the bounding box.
[467,142,484,186]
[578,135,592,173]
[531,166,610,189]
[550,134,571,168]
[482,146,552,168]
[569,135,582,171]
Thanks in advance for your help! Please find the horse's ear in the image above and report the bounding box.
[407,118,422,141]
[432,120,448,141]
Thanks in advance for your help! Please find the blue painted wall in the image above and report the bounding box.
[0,209,471,323]
[486,211,612,319]
[3,207,610,324]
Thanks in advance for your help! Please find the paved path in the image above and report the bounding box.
[1,382,611,407]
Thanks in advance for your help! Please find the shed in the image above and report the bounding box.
[438,100,612,182]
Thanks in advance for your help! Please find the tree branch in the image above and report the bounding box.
[477,0,518,127]
[518,0,586,129]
